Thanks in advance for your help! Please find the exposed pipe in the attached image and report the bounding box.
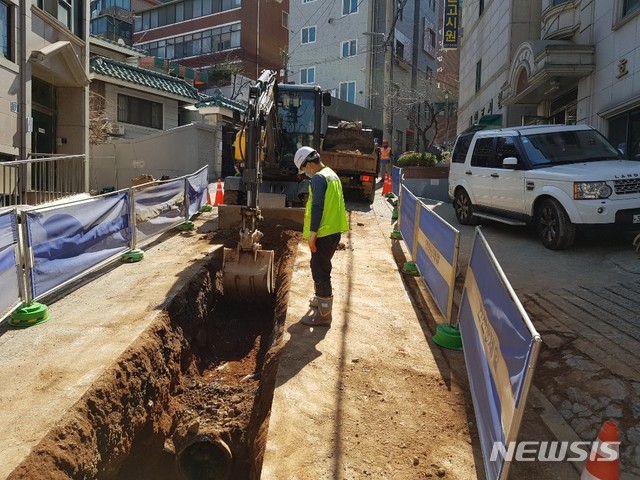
[176,435,233,480]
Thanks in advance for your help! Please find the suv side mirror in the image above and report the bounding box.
[502,157,518,167]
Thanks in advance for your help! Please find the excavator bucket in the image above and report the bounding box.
[222,247,275,302]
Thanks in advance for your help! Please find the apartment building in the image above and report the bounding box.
[287,0,442,152]
[458,0,640,158]
[0,0,90,161]
[131,0,289,85]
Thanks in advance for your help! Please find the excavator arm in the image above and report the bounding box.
[223,70,279,302]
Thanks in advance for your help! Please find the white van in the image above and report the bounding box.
[448,124,640,249]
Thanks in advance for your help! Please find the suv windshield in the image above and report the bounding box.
[520,129,621,166]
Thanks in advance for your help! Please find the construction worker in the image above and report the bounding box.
[379,139,394,180]
[294,146,349,327]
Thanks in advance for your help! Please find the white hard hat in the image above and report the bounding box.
[294,146,319,173]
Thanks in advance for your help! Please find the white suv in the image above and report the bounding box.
[448,124,640,249]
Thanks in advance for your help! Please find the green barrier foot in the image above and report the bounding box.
[432,324,463,350]
[121,248,144,263]
[390,229,403,240]
[401,261,419,276]
[385,192,395,198]
[177,221,195,231]
[199,204,213,212]
[391,208,399,221]
[9,302,50,328]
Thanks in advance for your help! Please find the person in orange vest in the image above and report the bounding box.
[378,139,394,180]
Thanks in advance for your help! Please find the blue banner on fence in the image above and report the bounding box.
[458,228,541,480]
[26,193,131,299]
[414,205,459,321]
[392,166,400,197]
[0,209,21,320]
[134,178,186,243]
[399,185,417,256]
[187,167,209,217]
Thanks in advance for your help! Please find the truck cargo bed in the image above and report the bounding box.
[320,151,377,175]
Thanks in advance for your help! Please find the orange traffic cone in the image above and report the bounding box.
[381,174,392,196]
[207,185,214,205]
[580,421,620,480]
[213,179,224,206]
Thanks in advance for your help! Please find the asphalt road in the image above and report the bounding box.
[420,197,640,479]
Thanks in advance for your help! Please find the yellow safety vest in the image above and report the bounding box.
[303,166,349,239]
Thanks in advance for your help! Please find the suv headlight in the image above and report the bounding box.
[573,182,612,199]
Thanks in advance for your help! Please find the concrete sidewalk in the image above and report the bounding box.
[261,195,479,479]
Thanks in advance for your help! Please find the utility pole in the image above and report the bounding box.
[383,0,393,142]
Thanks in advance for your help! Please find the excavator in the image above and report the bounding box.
[222,70,331,302]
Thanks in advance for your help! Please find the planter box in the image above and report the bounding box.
[400,165,449,179]
[399,165,450,202]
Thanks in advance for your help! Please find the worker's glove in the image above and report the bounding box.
[308,232,318,253]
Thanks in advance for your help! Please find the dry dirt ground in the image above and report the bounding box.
[1,190,580,479]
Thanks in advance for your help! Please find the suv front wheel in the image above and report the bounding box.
[535,198,576,250]
[453,188,477,225]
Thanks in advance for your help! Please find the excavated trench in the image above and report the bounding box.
[8,226,300,480]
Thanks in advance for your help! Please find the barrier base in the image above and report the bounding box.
[390,229,403,240]
[121,248,144,263]
[385,192,395,199]
[177,221,195,231]
[9,302,50,328]
[199,204,213,212]
[432,324,463,350]
[401,261,419,276]
[391,209,399,221]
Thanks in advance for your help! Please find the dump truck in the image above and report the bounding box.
[320,122,378,203]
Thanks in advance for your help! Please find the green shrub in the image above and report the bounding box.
[396,151,439,167]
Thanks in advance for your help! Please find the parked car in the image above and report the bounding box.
[448,124,640,249]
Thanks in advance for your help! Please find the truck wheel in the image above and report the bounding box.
[536,198,576,250]
[453,189,477,225]
[224,190,240,205]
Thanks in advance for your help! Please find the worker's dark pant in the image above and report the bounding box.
[311,233,341,298]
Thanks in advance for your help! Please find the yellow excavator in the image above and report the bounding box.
[222,70,331,302]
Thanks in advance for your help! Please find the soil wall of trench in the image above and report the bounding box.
[7,227,300,480]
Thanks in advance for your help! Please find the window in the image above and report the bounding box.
[452,133,474,163]
[138,23,240,59]
[342,0,358,15]
[300,67,315,84]
[36,0,74,31]
[0,0,10,60]
[301,26,316,44]
[339,81,356,104]
[495,137,520,165]
[470,137,495,167]
[282,11,288,28]
[117,94,163,129]
[624,0,640,15]
[341,39,356,57]
[475,59,482,92]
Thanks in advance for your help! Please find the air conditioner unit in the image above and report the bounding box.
[108,123,125,136]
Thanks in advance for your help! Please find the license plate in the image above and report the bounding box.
[634,214,640,224]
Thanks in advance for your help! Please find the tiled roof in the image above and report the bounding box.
[196,89,246,113]
[90,57,199,100]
